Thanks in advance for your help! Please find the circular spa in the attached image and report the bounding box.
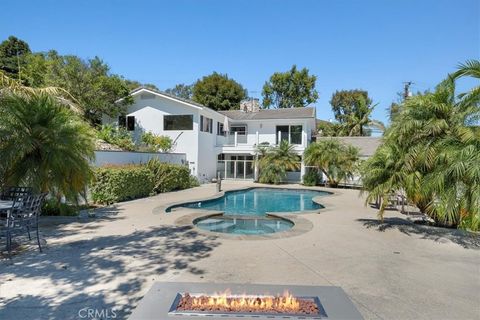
[167,188,329,235]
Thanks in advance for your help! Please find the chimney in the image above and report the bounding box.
[240,98,260,113]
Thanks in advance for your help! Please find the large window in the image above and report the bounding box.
[276,125,303,145]
[200,115,213,133]
[164,115,193,130]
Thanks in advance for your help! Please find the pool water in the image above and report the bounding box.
[194,216,294,235]
[167,188,328,216]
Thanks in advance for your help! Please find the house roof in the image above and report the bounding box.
[127,86,206,109]
[316,136,382,157]
[218,107,316,120]
[120,87,316,121]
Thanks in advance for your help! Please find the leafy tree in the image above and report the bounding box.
[257,140,300,184]
[0,36,31,79]
[361,60,480,230]
[317,121,347,137]
[165,83,193,99]
[192,72,246,110]
[262,65,318,109]
[0,91,95,201]
[330,90,384,136]
[304,139,359,187]
[125,79,158,91]
[20,51,132,125]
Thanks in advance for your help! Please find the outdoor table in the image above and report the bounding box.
[0,200,14,211]
[0,200,13,218]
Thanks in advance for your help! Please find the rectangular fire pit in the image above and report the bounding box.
[128,282,363,320]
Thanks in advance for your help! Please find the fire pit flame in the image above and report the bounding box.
[176,289,320,315]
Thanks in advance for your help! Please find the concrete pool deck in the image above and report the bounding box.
[0,181,479,319]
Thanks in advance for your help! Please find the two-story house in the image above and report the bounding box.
[104,87,317,182]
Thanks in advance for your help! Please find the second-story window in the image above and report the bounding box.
[276,125,303,145]
[230,125,246,135]
[200,115,213,133]
[164,115,193,130]
[217,123,225,135]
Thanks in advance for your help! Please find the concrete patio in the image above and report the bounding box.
[0,181,479,319]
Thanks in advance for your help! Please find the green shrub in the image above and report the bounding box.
[91,165,154,204]
[41,198,79,216]
[97,124,136,151]
[303,170,320,186]
[141,132,173,152]
[146,159,194,193]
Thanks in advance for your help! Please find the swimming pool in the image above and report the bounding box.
[166,187,329,216]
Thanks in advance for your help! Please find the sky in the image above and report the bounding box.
[1,0,478,124]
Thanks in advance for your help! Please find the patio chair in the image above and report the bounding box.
[1,193,46,258]
[0,186,33,201]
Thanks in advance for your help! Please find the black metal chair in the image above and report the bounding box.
[0,186,33,201]
[1,193,46,258]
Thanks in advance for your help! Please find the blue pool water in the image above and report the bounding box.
[167,188,328,216]
[194,215,294,235]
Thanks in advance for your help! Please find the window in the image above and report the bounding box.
[200,115,213,133]
[118,115,126,128]
[164,115,193,130]
[276,125,303,145]
[230,126,246,135]
[290,125,302,144]
[217,123,225,135]
[127,116,135,131]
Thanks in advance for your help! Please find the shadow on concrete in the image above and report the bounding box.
[0,223,220,319]
[357,217,480,250]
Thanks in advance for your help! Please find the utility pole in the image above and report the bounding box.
[403,81,413,101]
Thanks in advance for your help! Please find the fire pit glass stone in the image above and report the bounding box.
[170,291,326,318]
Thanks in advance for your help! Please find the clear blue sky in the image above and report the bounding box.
[1,0,478,123]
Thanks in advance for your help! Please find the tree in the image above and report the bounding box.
[20,51,132,125]
[0,36,31,79]
[262,65,318,109]
[330,90,384,136]
[361,61,480,230]
[257,140,300,184]
[0,91,95,201]
[192,72,246,110]
[304,139,359,187]
[165,83,193,100]
[125,79,158,91]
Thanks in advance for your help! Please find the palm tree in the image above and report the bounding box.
[361,60,480,230]
[258,140,300,184]
[304,139,359,187]
[0,91,95,201]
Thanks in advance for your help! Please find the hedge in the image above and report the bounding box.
[91,161,198,204]
[91,165,154,204]
[146,159,194,193]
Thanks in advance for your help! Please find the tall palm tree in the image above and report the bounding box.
[0,91,95,201]
[304,139,359,187]
[258,140,300,184]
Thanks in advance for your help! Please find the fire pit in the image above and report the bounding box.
[128,282,364,320]
[172,290,323,317]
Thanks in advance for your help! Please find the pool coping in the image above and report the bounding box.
[173,210,314,240]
